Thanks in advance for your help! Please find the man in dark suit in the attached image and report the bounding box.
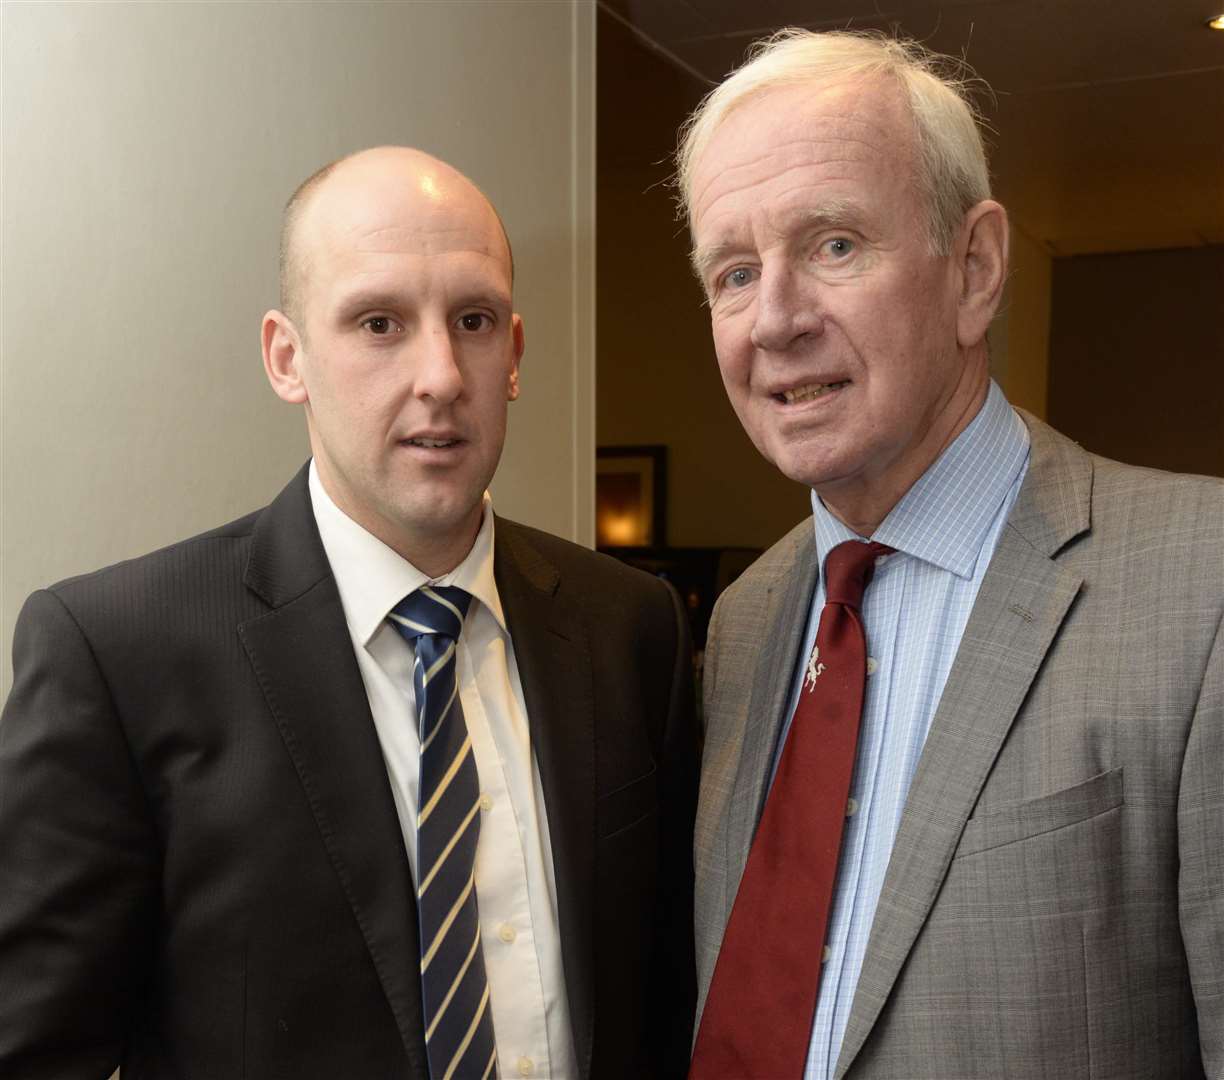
[679,30,1222,1080]
[0,147,697,1078]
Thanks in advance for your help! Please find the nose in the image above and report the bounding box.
[749,265,823,353]
[413,324,464,404]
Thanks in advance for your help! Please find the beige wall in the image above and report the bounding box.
[0,1,595,695]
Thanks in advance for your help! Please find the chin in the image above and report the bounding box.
[765,446,831,490]
[766,429,872,489]
[403,493,484,532]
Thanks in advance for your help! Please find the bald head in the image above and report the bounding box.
[278,147,513,327]
[261,145,527,573]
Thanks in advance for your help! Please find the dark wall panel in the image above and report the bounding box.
[1048,246,1223,477]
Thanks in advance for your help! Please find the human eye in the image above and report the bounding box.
[721,266,758,291]
[360,315,403,336]
[819,236,856,260]
[455,311,494,333]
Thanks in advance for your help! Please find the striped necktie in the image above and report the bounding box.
[389,585,498,1080]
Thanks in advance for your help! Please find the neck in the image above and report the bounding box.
[398,526,480,580]
[379,509,483,580]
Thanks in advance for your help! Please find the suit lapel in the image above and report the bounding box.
[493,520,597,1080]
[834,416,1093,1077]
[725,525,819,910]
[237,467,429,1078]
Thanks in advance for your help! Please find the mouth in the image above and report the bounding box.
[401,436,463,449]
[775,380,850,405]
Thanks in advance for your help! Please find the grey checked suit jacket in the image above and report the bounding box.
[695,414,1223,1079]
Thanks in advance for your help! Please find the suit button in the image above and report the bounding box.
[498,923,517,944]
[517,1057,535,1077]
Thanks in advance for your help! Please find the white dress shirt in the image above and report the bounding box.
[309,463,576,1080]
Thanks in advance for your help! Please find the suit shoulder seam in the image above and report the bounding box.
[31,588,134,760]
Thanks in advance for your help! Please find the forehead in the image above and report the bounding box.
[689,77,920,244]
[301,166,512,293]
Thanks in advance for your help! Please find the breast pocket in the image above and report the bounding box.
[941,766,1125,924]
[956,766,1125,858]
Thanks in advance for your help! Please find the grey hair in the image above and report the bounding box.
[676,29,992,256]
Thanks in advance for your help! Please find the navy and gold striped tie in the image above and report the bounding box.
[389,586,498,1080]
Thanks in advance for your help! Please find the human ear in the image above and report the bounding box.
[508,313,525,401]
[261,310,309,404]
[956,200,1008,349]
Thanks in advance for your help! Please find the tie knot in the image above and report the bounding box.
[822,540,894,609]
[388,585,472,643]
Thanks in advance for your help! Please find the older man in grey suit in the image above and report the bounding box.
[679,29,1223,1080]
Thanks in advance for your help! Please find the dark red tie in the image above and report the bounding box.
[690,539,894,1080]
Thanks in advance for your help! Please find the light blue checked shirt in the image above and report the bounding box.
[771,382,1031,1079]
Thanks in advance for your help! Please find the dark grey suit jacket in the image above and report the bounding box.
[0,465,698,1079]
[695,414,1223,1078]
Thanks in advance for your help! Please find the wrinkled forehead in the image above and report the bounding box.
[689,77,918,232]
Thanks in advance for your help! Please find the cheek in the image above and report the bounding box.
[712,323,750,388]
[845,293,939,377]
[715,354,749,413]
[355,363,414,411]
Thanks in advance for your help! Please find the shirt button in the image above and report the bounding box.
[822,946,831,964]
[845,797,859,818]
[498,923,516,944]
[479,794,493,812]
[517,1058,534,1077]
[866,656,878,675]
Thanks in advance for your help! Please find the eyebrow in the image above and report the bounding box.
[334,289,406,316]
[333,285,513,318]
[690,198,866,283]
[690,242,739,284]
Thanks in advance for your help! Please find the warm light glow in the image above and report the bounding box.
[595,466,652,547]
[1208,14,1224,29]
[597,509,644,546]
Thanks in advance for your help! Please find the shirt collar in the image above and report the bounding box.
[308,461,507,646]
[810,380,1031,580]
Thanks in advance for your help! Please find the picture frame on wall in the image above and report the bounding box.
[595,445,667,549]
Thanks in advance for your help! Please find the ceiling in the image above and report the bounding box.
[601,0,1224,254]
